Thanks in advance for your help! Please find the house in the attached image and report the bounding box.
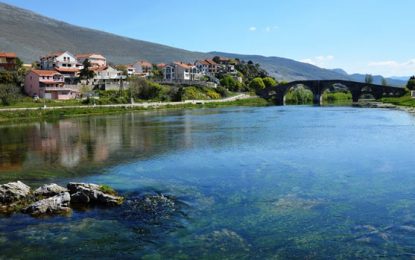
[130,60,153,77]
[24,69,78,100]
[91,66,126,90]
[76,53,107,68]
[40,51,80,84]
[126,65,136,76]
[0,52,17,71]
[195,59,219,75]
[163,62,201,82]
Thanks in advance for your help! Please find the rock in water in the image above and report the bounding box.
[0,181,31,203]
[34,183,68,197]
[24,192,71,216]
[67,183,123,206]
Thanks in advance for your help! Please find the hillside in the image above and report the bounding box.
[0,2,353,82]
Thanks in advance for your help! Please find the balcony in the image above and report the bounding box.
[40,84,80,92]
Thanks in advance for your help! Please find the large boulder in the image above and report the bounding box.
[34,183,68,197]
[67,183,123,206]
[0,181,31,203]
[23,192,71,216]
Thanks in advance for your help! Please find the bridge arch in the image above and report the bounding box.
[259,80,405,106]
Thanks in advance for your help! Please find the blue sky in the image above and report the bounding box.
[3,0,415,76]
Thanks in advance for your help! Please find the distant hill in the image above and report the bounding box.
[0,2,352,82]
[348,74,406,87]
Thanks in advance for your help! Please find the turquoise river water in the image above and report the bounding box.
[1,105,415,259]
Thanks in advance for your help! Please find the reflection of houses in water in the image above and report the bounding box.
[0,111,193,173]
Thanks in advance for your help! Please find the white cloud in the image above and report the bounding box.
[300,55,335,68]
[249,26,279,33]
[367,59,415,76]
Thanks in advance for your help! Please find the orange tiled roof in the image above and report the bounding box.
[90,66,108,72]
[30,69,61,76]
[55,67,80,73]
[157,63,166,68]
[0,52,17,58]
[76,53,105,59]
[173,61,194,69]
[41,51,65,59]
[135,60,152,68]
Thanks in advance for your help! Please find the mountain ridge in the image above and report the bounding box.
[0,2,403,85]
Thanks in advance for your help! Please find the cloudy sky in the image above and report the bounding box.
[3,0,415,76]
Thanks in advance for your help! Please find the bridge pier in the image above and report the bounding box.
[313,93,322,105]
[351,91,360,103]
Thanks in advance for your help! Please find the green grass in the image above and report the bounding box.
[381,93,415,107]
[99,185,117,196]
[0,97,270,123]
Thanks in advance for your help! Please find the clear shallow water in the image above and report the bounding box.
[1,106,415,258]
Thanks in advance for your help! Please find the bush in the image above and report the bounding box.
[249,77,266,91]
[182,86,207,100]
[206,89,221,99]
[285,86,313,104]
[0,84,20,105]
[216,86,230,98]
[262,77,277,88]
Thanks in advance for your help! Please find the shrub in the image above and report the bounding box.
[249,77,266,91]
[206,89,221,99]
[216,86,230,98]
[262,77,277,88]
[182,86,207,100]
[0,84,20,105]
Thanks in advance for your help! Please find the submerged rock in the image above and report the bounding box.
[34,183,68,197]
[67,182,123,206]
[0,181,31,203]
[23,192,71,216]
[196,229,250,253]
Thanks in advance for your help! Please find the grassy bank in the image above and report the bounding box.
[380,93,415,107]
[0,97,270,123]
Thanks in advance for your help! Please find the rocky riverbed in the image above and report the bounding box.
[0,181,123,216]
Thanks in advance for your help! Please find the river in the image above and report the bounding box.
[1,105,415,258]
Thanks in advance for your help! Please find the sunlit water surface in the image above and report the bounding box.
[1,106,415,258]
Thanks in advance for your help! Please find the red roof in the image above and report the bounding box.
[157,63,166,68]
[173,61,194,69]
[136,60,152,68]
[30,69,61,77]
[76,53,105,59]
[41,51,66,59]
[0,52,17,58]
[55,67,80,73]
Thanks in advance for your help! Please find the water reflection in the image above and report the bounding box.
[0,109,253,182]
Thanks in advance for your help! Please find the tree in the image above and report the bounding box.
[381,77,388,86]
[115,65,128,77]
[129,77,163,100]
[365,74,373,84]
[249,77,266,91]
[212,56,221,64]
[407,76,415,90]
[220,75,237,88]
[0,84,20,105]
[262,77,277,88]
[79,59,95,83]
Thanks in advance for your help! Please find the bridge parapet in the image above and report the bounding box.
[259,80,405,105]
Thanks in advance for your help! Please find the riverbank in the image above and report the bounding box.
[356,100,415,114]
[0,94,270,123]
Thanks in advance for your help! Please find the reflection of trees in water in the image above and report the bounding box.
[0,112,193,173]
[0,109,248,176]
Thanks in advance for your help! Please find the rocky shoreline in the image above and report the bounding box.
[0,181,123,216]
[355,101,415,113]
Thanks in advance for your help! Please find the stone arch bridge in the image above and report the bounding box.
[259,80,405,105]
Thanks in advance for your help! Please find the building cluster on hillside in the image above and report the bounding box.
[1,50,239,100]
